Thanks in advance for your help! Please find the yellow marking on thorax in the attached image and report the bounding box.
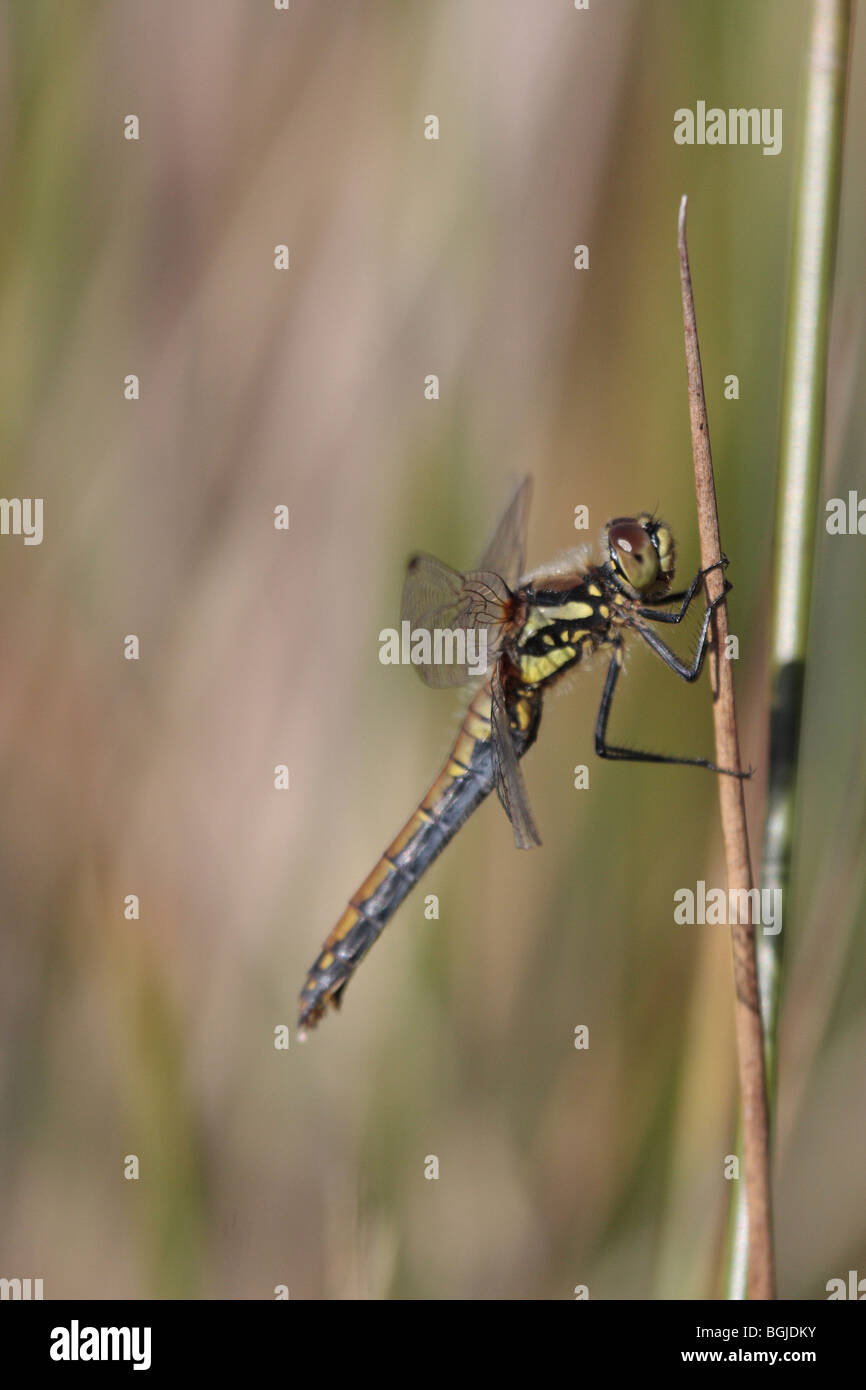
[520,645,576,684]
[520,610,554,640]
[537,601,594,621]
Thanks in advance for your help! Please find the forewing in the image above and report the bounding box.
[490,664,541,849]
[478,476,533,589]
[401,555,512,686]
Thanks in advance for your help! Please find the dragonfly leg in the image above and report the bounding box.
[636,557,729,623]
[594,638,750,777]
[633,582,730,681]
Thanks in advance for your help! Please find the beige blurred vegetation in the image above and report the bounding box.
[0,0,863,1299]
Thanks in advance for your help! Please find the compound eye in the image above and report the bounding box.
[608,521,660,592]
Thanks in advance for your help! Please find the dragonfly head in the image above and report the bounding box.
[605,515,675,599]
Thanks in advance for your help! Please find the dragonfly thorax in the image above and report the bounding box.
[514,575,613,687]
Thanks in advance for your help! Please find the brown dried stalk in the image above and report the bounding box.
[677,196,775,1301]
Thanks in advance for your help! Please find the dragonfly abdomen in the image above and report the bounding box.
[299,681,512,1031]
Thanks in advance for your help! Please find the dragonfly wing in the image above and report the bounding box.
[491,663,542,849]
[401,554,512,686]
[478,476,533,589]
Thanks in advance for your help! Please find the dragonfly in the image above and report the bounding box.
[298,477,744,1032]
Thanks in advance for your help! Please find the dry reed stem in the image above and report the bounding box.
[678,195,775,1301]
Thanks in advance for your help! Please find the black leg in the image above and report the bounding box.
[594,638,750,778]
[633,583,728,681]
[637,558,729,623]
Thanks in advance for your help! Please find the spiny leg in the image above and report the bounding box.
[594,629,749,778]
[633,582,730,682]
[636,557,729,623]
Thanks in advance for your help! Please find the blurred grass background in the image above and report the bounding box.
[0,0,863,1299]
